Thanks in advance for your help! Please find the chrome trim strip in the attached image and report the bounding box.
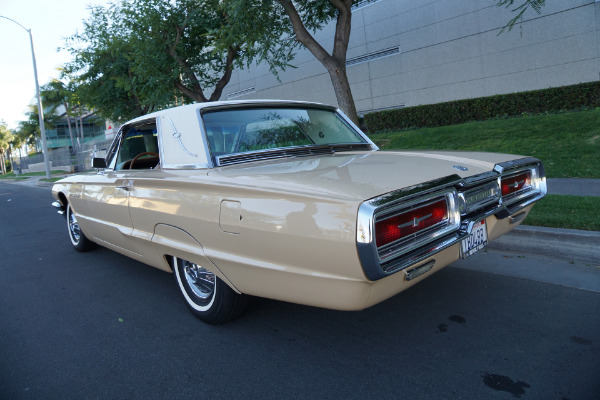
[458,180,500,215]
[375,190,461,264]
[460,171,498,187]
[366,175,463,209]
[357,175,462,247]
[499,162,547,211]
[385,230,467,272]
[216,143,375,167]
[163,116,198,158]
[195,108,217,169]
[156,116,166,170]
[198,101,338,114]
[335,108,379,150]
[509,211,527,224]
[405,260,435,281]
[505,185,547,215]
[495,157,541,171]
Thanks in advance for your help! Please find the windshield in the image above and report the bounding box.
[201,107,366,159]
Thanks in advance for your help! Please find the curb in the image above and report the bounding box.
[489,225,600,264]
[36,180,55,188]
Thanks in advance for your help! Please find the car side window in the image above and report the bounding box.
[114,120,160,170]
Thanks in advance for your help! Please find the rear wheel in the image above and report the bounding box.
[173,256,248,324]
[66,203,96,252]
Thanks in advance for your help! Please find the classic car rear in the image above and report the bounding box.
[52,100,546,323]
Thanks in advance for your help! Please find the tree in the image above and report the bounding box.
[0,122,14,174]
[223,0,364,124]
[14,105,60,154]
[64,0,292,121]
[63,3,172,122]
[119,0,243,103]
[496,0,547,33]
[41,78,77,150]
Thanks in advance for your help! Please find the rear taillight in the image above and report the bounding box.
[501,170,531,196]
[375,198,449,247]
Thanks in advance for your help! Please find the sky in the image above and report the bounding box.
[0,0,112,130]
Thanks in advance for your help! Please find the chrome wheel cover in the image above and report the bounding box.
[68,207,81,244]
[183,261,215,301]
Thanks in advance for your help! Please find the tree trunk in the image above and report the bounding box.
[0,151,6,175]
[327,64,358,125]
[78,114,84,144]
[64,101,75,150]
[277,0,359,124]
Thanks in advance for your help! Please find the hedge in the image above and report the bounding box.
[364,81,600,133]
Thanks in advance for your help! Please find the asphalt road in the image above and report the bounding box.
[1,182,599,400]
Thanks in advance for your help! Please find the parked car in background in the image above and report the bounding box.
[52,100,547,323]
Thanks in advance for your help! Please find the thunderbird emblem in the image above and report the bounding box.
[398,213,433,229]
[507,179,525,189]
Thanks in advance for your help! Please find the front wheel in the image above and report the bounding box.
[173,257,248,324]
[66,203,96,252]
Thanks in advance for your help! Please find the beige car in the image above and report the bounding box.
[52,100,547,323]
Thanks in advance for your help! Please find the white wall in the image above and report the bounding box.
[223,0,600,115]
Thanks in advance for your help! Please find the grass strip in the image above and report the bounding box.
[523,195,600,231]
[370,109,600,178]
[0,170,68,179]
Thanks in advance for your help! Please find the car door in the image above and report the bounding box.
[78,120,160,257]
[79,169,139,255]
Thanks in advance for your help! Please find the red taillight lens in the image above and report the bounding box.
[501,171,531,196]
[375,199,449,247]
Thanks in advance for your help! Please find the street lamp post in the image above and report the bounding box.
[1,15,52,179]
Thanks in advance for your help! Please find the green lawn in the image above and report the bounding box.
[524,195,600,231]
[0,170,67,179]
[370,109,600,178]
[0,173,29,180]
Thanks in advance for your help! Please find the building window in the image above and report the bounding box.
[226,87,257,100]
[346,46,401,67]
[352,0,381,11]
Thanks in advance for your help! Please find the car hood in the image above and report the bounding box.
[208,150,525,201]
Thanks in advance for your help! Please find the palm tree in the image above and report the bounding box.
[41,78,77,150]
[0,123,14,174]
[9,129,24,174]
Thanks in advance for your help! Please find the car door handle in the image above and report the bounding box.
[116,180,133,191]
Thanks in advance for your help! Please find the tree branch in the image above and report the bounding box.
[209,46,239,102]
[167,25,207,101]
[330,0,353,63]
[276,0,334,67]
[174,80,207,103]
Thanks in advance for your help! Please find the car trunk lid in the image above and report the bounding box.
[207,150,523,201]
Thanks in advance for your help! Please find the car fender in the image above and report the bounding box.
[150,223,241,293]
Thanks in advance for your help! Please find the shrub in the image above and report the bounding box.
[365,81,600,132]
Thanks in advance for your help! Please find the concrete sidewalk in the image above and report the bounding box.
[489,225,600,264]
[486,177,600,264]
[505,178,600,264]
[546,178,600,197]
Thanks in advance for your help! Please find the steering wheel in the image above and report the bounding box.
[129,152,159,169]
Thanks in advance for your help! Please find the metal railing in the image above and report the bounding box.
[12,139,113,174]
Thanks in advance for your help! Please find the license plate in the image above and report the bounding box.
[461,220,488,259]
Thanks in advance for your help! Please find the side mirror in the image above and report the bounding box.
[92,158,107,169]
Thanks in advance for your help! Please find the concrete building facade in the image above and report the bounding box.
[223,0,600,115]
